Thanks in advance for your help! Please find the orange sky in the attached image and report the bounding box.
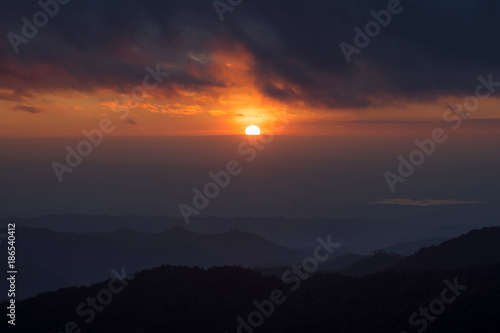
[2,44,500,138]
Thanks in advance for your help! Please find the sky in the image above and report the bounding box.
[1,0,500,221]
[1,0,500,137]
[1,135,499,220]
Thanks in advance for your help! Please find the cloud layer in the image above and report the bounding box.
[370,198,484,207]
[1,0,500,111]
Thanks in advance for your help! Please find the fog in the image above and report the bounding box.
[1,134,499,220]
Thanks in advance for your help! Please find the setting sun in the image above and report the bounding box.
[245,125,261,135]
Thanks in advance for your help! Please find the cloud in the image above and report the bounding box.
[369,198,485,207]
[11,104,44,114]
[124,119,137,125]
[0,89,33,102]
[164,104,201,116]
[1,0,500,110]
[209,110,228,116]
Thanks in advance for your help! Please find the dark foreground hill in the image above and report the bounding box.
[3,263,500,333]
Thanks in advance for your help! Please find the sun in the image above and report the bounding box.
[245,125,261,136]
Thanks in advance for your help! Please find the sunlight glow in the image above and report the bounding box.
[245,125,261,135]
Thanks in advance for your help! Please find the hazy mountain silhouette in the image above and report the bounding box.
[339,251,404,276]
[0,226,303,300]
[395,227,500,270]
[319,253,368,272]
[381,236,449,255]
[3,226,500,331]
[4,214,494,253]
[4,221,500,303]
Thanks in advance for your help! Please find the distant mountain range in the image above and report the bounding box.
[394,227,500,270]
[264,227,500,279]
[2,217,499,302]
[340,251,404,276]
[0,226,304,300]
[3,225,500,332]
[381,236,450,255]
[319,253,368,272]
[326,227,500,276]
[3,213,494,253]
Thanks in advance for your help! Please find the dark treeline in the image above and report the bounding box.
[3,262,500,333]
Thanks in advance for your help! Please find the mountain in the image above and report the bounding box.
[381,236,449,255]
[0,226,303,300]
[4,263,499,332]
[394,227,500,270]
[157,227,304,266]
[255,253,366,278]
[319,253,368,272]
[340,251,404,276]
[7,213,498,254]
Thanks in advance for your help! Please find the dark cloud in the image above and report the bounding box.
[11,104,43,114]
[1,0,500,109]
[124,119,137,125]
[0,89,33,102]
